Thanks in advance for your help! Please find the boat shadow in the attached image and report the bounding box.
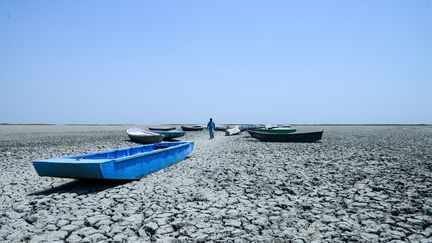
[29,179,130,196]
[125,138,141,144]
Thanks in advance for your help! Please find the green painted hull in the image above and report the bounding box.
[248,130,323,142]
[253,128,296,134]
[152,130,185,140]
[181,126,203,131]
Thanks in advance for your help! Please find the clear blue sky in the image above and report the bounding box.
[1,1,431,124]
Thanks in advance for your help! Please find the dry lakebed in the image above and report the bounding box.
[0,125,431,242]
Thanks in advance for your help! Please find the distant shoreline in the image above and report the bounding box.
[0,123,132,126]
[1,123,430,126]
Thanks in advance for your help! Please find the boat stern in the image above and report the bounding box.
[32,158,107,179]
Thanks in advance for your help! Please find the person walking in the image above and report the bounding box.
[207,118,216,139]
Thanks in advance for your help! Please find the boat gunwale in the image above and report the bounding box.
[151,130,185,135]
[126,128,160,136]
[34,142,193,164]
[181,125,204,130]
[253,128,297,133]
[148,126,176,131]
[248,130,323,135]
[111,142,193,163]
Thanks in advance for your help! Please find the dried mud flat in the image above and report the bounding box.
[0,125,431,242]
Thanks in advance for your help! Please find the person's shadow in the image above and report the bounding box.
[29,179,130,196]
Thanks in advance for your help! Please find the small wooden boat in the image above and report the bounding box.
[181,125,203,131]
[151,130,185,140]
[253,127,297,134]
[248,130,323,142]
[225,126,241,136]
[148,126,176,131]
[127,128,163,144]
[33,142,194,180]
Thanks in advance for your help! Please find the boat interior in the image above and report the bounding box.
[69,142,185,160]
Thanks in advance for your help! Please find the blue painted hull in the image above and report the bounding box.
[33,142,194,180]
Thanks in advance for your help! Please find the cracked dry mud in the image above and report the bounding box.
[0,125,431,242]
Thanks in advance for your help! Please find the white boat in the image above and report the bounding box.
[225,126,241,136]
[127,128,163,144]
[265,124,279,129]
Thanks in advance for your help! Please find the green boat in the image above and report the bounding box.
[248,130,323,142]
[253,128,296,134]
[152,130,185,140]
[181,125,203,131]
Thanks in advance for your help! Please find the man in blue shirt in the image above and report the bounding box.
[207,118,215,139]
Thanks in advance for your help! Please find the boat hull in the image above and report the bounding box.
[248,130,323,142]
[181,126,203,131]
[33,142,194,180]
[253,128,297,134]
[225,127,241,136]
[152,130,185,140]
[128,133,163,144]
[148,126,176,131]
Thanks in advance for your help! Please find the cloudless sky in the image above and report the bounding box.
[1,1,431,124]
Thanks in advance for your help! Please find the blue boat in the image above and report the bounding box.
[33,142,194,180]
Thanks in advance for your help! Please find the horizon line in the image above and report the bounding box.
[0,123,431,126]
